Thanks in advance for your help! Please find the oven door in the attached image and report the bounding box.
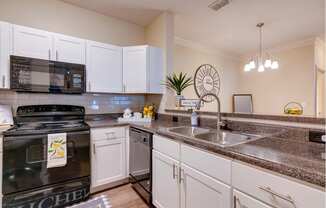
[10,56,85,94]
[2,130,90,195]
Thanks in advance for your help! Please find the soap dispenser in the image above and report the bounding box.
[190,108,198,126]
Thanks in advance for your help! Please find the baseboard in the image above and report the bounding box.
[90,178,129,194]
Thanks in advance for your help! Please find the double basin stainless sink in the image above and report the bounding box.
[166,126,263,147]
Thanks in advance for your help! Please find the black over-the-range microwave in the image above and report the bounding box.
[10,55,86,94]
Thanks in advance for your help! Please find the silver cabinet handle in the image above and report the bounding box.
[56,50,58,61]
[48,49,51,60]
[93,144,96,155]
[88,82,91,91]
[172,164,177,179]
[179,167,184,183]
[123,84,126,93]
[258,186,296,207]
[234,196,248,208]
[233,196,237,208]
[2,75,5,88]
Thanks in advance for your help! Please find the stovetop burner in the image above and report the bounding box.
[4,105,89,136]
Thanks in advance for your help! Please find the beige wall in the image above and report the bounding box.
[169,42,316,116]
[0,0,145,45]
[315,37,325,117]
[172,43,240,112]
[238,44,315,116]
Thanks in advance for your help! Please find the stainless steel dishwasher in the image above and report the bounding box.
[129,127,153,205]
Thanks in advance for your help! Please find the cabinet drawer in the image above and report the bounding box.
[91,127,126,141]
[181,144,231,184]
[232,162,325,208]
[153,135,179,160]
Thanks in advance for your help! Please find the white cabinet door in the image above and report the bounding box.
[12,25,53,60]
[123,45,163,94]
[180,163,231,208]
[153,150,180,208]
[86,41,123,93]
[54,34,86,64]
[0,22,11,89]
[123,46,148,93]
[91,138,126,188]
[233,190,272,208]
[148,47,163,94]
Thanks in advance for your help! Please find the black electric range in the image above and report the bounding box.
[2,105,91,208]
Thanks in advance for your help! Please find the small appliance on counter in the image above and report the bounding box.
[2,105,90,208]
[118,107,153,123]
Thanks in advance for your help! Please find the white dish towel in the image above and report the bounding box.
[47,133,67,168]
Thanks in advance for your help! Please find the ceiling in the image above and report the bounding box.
[62,0,325,56]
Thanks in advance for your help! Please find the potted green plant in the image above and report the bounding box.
[163,72,193,107]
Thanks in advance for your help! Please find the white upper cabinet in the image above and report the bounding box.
[123,46,148,93]
[54,34,86,64]
[12,25,86,64]
[0,21,11,89]
[86,41,123,93]
[149,46,164,93]
[9,23,164,94]
[12,25,53,60]
[123,45,163,94]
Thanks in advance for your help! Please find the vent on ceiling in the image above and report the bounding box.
[208,0,230,11]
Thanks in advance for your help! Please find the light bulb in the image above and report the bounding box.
[244,64,251,72]
[258,64,265,72]
[249,60,256,69]
[271,61,279,69]
[264,59,272,68]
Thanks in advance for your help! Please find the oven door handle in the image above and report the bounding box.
[4,130,90,141]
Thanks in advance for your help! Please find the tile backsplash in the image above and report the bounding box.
[0,90,145,115]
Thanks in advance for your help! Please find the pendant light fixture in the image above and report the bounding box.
[244,23,279,72]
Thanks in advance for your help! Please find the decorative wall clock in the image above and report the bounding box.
[194,64,220,103]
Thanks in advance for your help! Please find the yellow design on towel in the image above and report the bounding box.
[47,133,67,168]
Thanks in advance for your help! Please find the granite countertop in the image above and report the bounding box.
[86,118,326,188]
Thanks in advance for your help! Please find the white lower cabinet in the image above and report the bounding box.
[92,138,126,186]
[152,135,232,208]
[91,127,128,191]
[153,150,180,208]
[233,190,272,208]
[232,162,325,208]
[152,135,326,208]
[180,163,231,208]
